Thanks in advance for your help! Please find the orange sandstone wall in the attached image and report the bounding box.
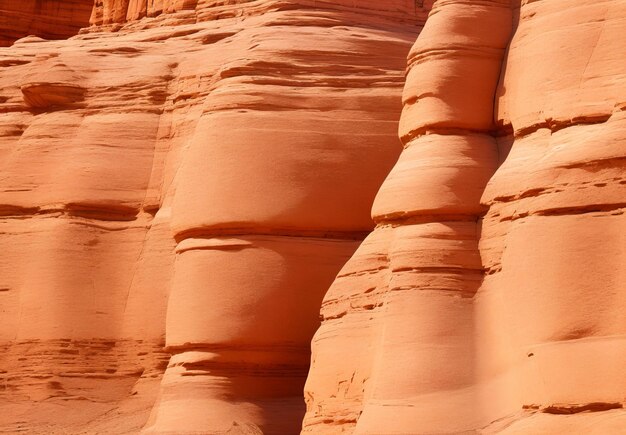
[0,1,430,433]
[1,0,624,433]
[0,0,93,47]
[304,1,514,432]
[477,0,626,431]
[304,0,626,433]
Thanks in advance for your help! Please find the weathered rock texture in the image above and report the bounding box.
[0,1,430,433]
[0,0,93,47]
[1,0,624,433]
[304,0,626,433]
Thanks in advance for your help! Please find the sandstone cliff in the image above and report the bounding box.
[0,0,624,434]
[0,1,430,433]
[305,0,626,433]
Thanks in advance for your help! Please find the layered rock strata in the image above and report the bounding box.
[304,0,626,433]
[1,0,624,433]
[477,0,626,431]
[0,1,430,433]
[0,0,93,47]
[305,1,513,432]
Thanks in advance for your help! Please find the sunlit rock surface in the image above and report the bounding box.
[304,0,626,433]
[1,0,624,433]
[0,1,430,433]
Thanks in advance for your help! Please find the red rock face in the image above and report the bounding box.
[0,1,430,433]
[0,0,93,47]
[1,0,624,433]
[305,0,626,433]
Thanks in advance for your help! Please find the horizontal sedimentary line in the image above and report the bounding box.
[431,0,512,10]
[488,181,623,207]
[321,289,476,321]
[542,402,623,415]
[400,126,495,146]
[164,342,312,354]
[512,113,613,139]
[497,203,626,222]
[388,287,476,297]
[392,266,484,274]
[0,58,31,67]
[320,306,384,321]
[560,156,626,170]
[0,204,147,223]
[490,187,551,203]
[407,45,505,68]
[533,203,626,217]
[205,77,407,90]
[173,228,369,244]
[176,359,310,372]
[194,1,427,26]
[374,213,479,226]
[1,338,165,346]
[178,367,309,378]
[0,104,34,114]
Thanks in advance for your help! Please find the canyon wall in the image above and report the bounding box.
[0,1,431,433]
[0,0,93,46]
[1,0,624,434]
[304,0,626,433]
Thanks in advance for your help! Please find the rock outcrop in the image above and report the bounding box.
[0,1,430,433]
[1,0,624,433]
[304,0,626,433]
